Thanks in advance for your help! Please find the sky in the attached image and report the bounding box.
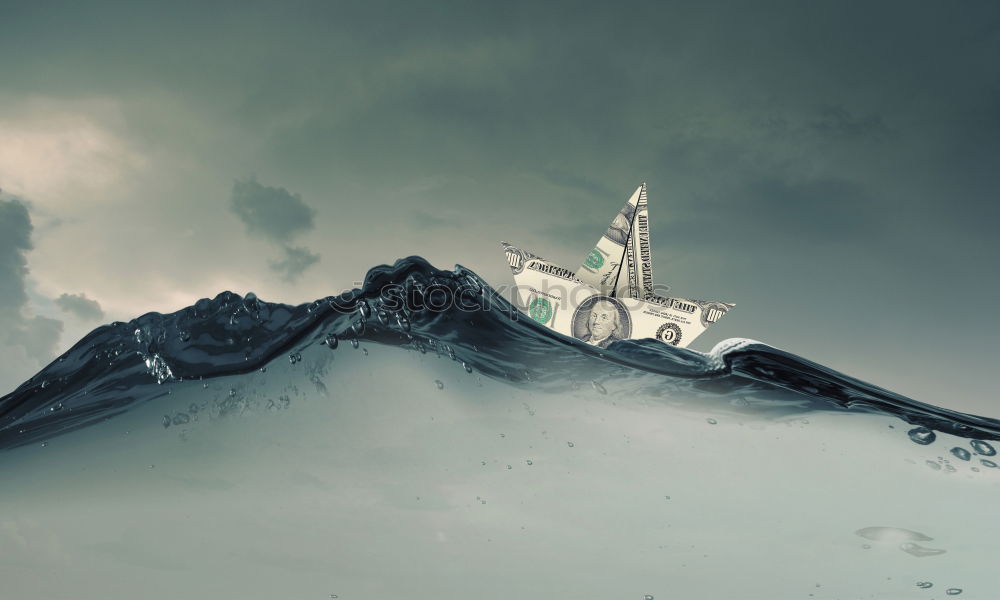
[0,1,998,414]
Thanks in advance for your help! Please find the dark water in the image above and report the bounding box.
[3,256,998,449]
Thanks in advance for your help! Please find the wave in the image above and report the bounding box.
[1,256,997,450]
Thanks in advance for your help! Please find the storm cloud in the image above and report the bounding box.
[54,292,104,321]
[0,195,33,313]
[230,178,316,243]
[0,196,63,392]
[230,178,320,281]
[270,245,320,282]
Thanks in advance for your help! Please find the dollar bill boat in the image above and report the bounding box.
[502,184,733,349]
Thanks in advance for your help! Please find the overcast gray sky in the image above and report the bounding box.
[0,1,997,414]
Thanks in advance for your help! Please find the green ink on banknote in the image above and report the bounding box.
[583,249,605,270]
[528,297,553,323]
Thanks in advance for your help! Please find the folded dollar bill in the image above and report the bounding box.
[501,184,733,349]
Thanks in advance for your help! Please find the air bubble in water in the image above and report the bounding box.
[645,595,654,600]
[907,427,936,445]
[434,380,444,390]
[162,415,171,428]
[971,440,996,456]
[946,589,962,596]
[706,418,718,425]
[567,441,575,447]
[352,319,366,336]
[172,412,191,426]
[900,542,946,557]
[463,362,473,373]
[325,333,339,349]
[916,582,933,589]
[950,447,972,461]
[981,459,998,468]
[526,459,533,465]
[350,339,359,349]
[362,348,369,356]
[856,527,933,542]
[591,381,607,395]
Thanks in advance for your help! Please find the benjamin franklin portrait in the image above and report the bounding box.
[571,296,632,349]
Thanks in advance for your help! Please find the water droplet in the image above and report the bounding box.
[567,441,575,448]
[352,319,366,336]
[162,415,171,428]
[980,459,998,468]
[526,459,533,466]
[358,301,372,319]
[178,330,191,342]
[950,447,972,461]
[362,348,369,356]
[946,588,962,595]
[645,595,654,600]
[908,427,936,445]
[900,542,946,557]
[706,418,718,425]
[149,464,155,469]
[916,581,933,589]
[971,439,996,456]
[289,353,298,364]
[172,412,191,426]
[396,313,410,331]
[40,441,48,447]
[591,381,607,395]
[506,464,512,470]
[434,380,444,390]
[350,338,360,349]
[325,333,339,349]
[463,362,473,374]
[856,527,933,542]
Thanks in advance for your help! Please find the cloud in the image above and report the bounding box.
[9,316,63,365]
[230,178,316,243]
[0,195,64,392]
[0,195,32,315]
[269,245,320,282]
[230,178,321,283]
[810,106,892,140]
[54,292,104,321]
